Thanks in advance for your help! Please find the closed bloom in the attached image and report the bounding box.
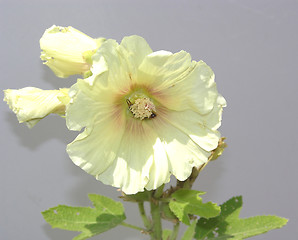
[66,36,226,194]
[40,25,105,78]
[4,87,69,128]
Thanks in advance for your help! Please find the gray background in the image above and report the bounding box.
[1,0,297,239]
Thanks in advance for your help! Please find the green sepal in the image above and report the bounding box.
[169,189,221,225]
[83,71,92,78]
[42,194,126,240]
[120,190,151,202]
[161,202,178,222]
[82,38,106,65]
[209,137,227,161]
[194,196,288,239]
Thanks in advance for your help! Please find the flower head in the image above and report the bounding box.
[40,25,105,78]
[66,36,226,194]
[4,87,69,128]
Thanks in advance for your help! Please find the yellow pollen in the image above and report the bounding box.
[129,97,156,120]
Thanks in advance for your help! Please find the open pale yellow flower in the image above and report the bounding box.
[40,25,105,78]
[4,87,69,128]
[66,36,226,194]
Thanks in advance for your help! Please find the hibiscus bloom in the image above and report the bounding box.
[66,35,226,194]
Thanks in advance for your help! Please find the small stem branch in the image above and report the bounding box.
[138,202,151,230]
[169,222,180,240]
[121,222,145,232]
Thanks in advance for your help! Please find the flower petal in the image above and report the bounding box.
[137,50,193,90]
[145,137,171,191]
[147,116,210,181]
[96,119,157,194]
[91,36,152,92]
[3,87,69,128]
[197,95,227,131]
[185,61,218,114]
[119,35,153,79]
[161,109,221,152]
[66,73,121,131]
[138,51,218,114]
[66,112,126,176]
[92,39,131,91]
[66,71,128,178]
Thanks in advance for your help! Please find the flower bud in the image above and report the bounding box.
[3,87,70,128]
[40,25,105,78]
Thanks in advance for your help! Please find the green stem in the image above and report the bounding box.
[138,202,151,230]
[150,196,162,240]
[121,222,144,232]
[154,184,165,198]
[169,222,180,240]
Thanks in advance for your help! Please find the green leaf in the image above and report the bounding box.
[162,229,173,240]
[181,220,197,240]
[194,196,288,240]
[169,189,221,225]
[42,194,126,240]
